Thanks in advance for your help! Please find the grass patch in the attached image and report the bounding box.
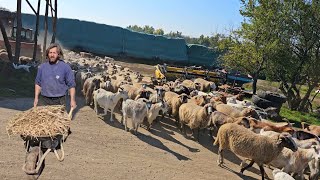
[280,106,320,127]
[0,64,37,98]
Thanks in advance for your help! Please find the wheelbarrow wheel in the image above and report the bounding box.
[23,146,45,177]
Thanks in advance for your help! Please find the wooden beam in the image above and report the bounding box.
[42,0,49,61]
[15,0,22,63]
[32,0,41,61]
[25,0,37,15]
[51,0,57,43]
[46,0,55,12]
[0,19,13,62]
[49,0,54,18]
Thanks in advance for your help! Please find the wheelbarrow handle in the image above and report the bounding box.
[68,107,75,119]
[53,141,65,161]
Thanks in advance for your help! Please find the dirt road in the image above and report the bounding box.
[0,96,274,180]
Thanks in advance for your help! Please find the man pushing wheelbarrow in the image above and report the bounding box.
[6,43,76,178]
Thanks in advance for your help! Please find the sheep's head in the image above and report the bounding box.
[235,117,251,129]
[189,90,198,97]
[236,93,245,101]
[159,100,169,114]
[139,90,151,99]
[193,95,207,106]
[92,78,102,90]
[194,82,201,90]
[118,87,129,100]
[277,133,298,152]
[141,98,152,109]
[204,103,213,115]
[101,75,110,82]
[178,94,189,104]
[155,87,165,100]
[242,108,260,119]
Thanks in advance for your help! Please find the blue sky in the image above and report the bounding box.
[0,0,243,37]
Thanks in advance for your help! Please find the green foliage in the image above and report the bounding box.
[226,0,320,111]
[154,28,164,35]
[280,106,320,126]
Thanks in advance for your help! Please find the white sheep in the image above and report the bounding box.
[146,100,168,130]
[260,129,320,180]
[269,146,320,180]
[272,169,295,180]
[214,123,298,180]
[122,98,151,134]
[93,87,129,122]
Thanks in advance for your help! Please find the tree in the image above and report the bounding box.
[239,0,320,111]
[127,25,144,33]
[166,31,183,38]
[220,0,280,94]
[142,25,155,34]
[154,28,164,35]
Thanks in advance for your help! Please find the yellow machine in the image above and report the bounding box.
[154,64,225,84]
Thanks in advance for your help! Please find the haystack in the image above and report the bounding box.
[6,105,73,138]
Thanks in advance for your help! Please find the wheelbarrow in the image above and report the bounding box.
[21,134,66,175]
[21,107,74,175]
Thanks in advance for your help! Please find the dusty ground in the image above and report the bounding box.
[0,61,274,180]
[0,101,274,180]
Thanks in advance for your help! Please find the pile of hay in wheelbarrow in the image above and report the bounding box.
[6,105,73,138]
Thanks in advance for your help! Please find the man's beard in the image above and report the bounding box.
[49,57,58,64]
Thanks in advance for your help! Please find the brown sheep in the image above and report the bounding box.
[181,79,200,90]
[121,84,150,100]
[210,111,251,129]
[188,95,207,106]
[163,91,188,119]
[301,122,320,137]
[75,71,93,92]
[193,78,216,92]
[248,118,295,134]
[82,77,101,105]
[213,102,259,119]
[179,103,213,141]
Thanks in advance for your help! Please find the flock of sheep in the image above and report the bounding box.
[65,51,320,180]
